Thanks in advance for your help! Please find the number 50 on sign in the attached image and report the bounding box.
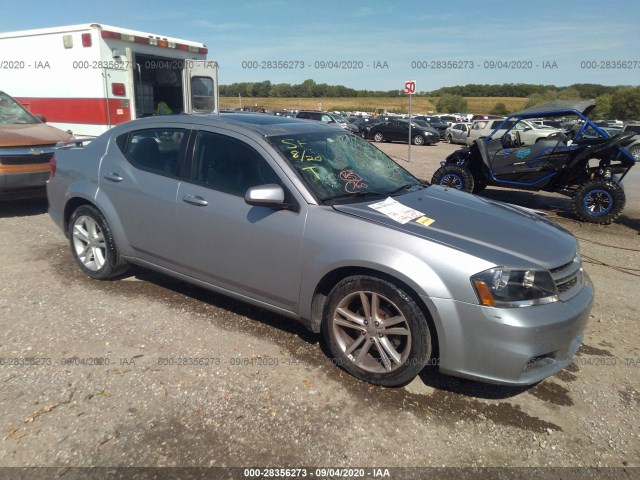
[404,80,416,94]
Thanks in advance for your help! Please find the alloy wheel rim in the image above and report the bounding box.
[440,173,463,189]
[72,215,107,271]
[331,291,411,374]
[583,189,613,216]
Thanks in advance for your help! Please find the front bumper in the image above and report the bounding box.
[425,278,594,385]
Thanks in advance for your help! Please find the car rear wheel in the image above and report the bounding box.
[69,205,129,279]
[323,276,432,387]
[413,134,425,146]
[630,146,640,161]
[373,132,384,142]
[430,164,475,193]
[571,179,626,225]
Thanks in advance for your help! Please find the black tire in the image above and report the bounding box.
[629,146,640,161]
[472,180,487,194]
[446,134,453,144]
[430,164,475,193]
[322,275,432,387]
[68,205,129,279]
[373,132,384,142]
[413,134,425,146]
[571,179,626,225]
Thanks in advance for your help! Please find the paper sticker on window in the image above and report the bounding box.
[415,216,435,227]
[368,197,424,224]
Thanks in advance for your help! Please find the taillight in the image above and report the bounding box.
[112,83,126,96]
[49,154,57,179]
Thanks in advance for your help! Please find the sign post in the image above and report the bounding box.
[404,80,416,163]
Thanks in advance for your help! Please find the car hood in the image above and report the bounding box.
[332,186,576,268]
[0,124,73,147]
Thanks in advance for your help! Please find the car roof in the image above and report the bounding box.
[113,113,338,137]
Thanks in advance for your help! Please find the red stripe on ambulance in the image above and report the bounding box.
[17,97,131,126]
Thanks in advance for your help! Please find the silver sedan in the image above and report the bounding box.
[47,114,593,387]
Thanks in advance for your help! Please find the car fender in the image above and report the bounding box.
[298,240,454,332]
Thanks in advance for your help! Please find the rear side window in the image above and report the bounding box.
[117,128,187,176]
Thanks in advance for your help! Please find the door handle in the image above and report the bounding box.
[182,194,208,206]
[103,172,124,182]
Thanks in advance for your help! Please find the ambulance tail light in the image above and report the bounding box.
[112,83,126,96]
[82,33,92,47]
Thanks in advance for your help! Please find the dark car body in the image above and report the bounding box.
[431,100,636,224]
[369,119,439,145]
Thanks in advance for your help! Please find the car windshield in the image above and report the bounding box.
[333,115,348,123]
[270,131,420,203]
[0,92,39,125]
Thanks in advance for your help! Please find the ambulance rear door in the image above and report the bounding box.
[182,60,218,114]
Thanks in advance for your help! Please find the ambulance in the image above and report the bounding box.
[0,23,219,137]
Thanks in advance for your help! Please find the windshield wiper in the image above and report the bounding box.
[321,183,425,204]
[386,182,425,195]
[321,191,388,203]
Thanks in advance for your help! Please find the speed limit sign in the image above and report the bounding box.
[404,80,416,94]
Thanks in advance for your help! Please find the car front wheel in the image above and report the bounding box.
[323,276,432,387]
[413,134,425,146]
[571,179,626,224]
[69,205,129,279]
[431,164,475,193]
[373,132,384,142]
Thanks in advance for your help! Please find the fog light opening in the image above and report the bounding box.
[523,353,557,373]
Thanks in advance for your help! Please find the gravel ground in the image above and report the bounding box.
[0,140,638,479]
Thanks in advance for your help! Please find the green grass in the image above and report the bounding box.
[219,96,530,115]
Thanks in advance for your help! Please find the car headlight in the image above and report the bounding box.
[471,268,558,308]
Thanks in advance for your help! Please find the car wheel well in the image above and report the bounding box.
[63,197,97,237]
[310,267,439,357]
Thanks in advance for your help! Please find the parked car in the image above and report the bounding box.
[0,90,73,199]
[48,113,593,387]
[369,119,439,145]
[530,119,563,130]
[413,116,448,139]
[466,117,563,146]
[616,122,640,160]
[432,100,636,224]
[349,117,382,139]
[296,110,358,133]
[445,122,471,145]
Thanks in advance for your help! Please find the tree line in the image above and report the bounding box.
[220,79,403,98]
[219,80,640,120]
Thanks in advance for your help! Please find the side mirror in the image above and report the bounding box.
[34,114,47,123]
[245,184,287,208]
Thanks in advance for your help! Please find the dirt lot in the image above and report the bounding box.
[0,140,638,479]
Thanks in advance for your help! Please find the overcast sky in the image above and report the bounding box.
[1,0,638,91]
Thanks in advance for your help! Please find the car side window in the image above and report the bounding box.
[118,128,187,176]
[321,114,332,123]
[192,131,281,197]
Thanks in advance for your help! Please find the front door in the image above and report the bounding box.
[176,129,305,311]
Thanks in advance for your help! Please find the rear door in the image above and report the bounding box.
[182,60,218,114]
[98,125,189,266]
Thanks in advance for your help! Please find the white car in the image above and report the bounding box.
[466,118,563,146]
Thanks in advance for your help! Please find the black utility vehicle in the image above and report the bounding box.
[431,101,636,224]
